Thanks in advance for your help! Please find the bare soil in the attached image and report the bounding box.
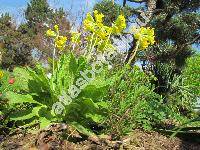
[1,126,200,150]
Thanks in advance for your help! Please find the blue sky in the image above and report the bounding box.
[0,0,141,24]
[0,0,98,24]
[0,0,198,51]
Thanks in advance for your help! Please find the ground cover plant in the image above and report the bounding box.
[0,0,199,149]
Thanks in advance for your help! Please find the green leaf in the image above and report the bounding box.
[38,107,54,129]
[77,56,87,70]
[55,54,75,94]
[82,98,99,110]
[6,91,42,105]
[10,106,42,121]
[70,122,94,136]
[85,113,104,123]
[96,101,109,109]
[13,67,31,91]
[80,85,107,101]
[39,117,51,129]
[69,53,78,75]
[13,67,31,79]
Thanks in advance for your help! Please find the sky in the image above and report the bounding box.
[0,0,198,51]
[0,0,97,24]
[0,0,141,25]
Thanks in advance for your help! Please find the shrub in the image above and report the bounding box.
[0,68,30,134]
[182,54,200,96]
[104,66,167,137]
[0,13,34,70]
[162,54,200,117]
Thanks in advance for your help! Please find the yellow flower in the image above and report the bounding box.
[46,29,56,37]
[83,12,127,52]
[54,25,59,32]
[0,70,3,79]
[94,10,104,24]
[46,24,67,50]
[55,36,67,50]
[133,27,155,50]
[71,32,81,44]
[112,14,126,34]
[140,39,149,49]
[83,13,96,32]
[95,26,112,40]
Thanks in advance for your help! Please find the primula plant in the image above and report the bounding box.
[3,9,158,136]
[4,11,127,135]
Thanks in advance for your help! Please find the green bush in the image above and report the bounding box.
[0,13,34,70]
[164,54,200,117]
[104,66,167,137]
[0,68,30,133]
[182,54,200,96]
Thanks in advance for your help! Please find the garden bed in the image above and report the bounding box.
[1,127,200,150]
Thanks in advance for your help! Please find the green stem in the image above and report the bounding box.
[127,41,139,66]
[72,44,75,51]
[116,41,140,82]
[84,33,95,57]
[86,33,96,61]
[87,37,98,62]
[52,47,56,91]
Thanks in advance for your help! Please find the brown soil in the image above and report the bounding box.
[1,128,200,150]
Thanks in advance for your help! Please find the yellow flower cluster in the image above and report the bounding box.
[46,29,56,37]
[84,13,96,32]
[94,10,104,25]
[133,27,155,50]
[71,32,81,44]
[46,25,67,50]
[84,10,126,36]
[0,70,3,79]
[83,10,126,51]
[55,36,67,50]
[112,15,126,34]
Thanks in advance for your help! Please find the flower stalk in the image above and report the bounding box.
[127,41,140,65]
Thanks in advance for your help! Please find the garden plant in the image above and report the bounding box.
[0,0,199,149]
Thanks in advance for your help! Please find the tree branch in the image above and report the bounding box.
[184,35,200,47]
[128,0,146,3]
[123,0,127,7]
[146,0,157,18]
[175,34,200,55]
